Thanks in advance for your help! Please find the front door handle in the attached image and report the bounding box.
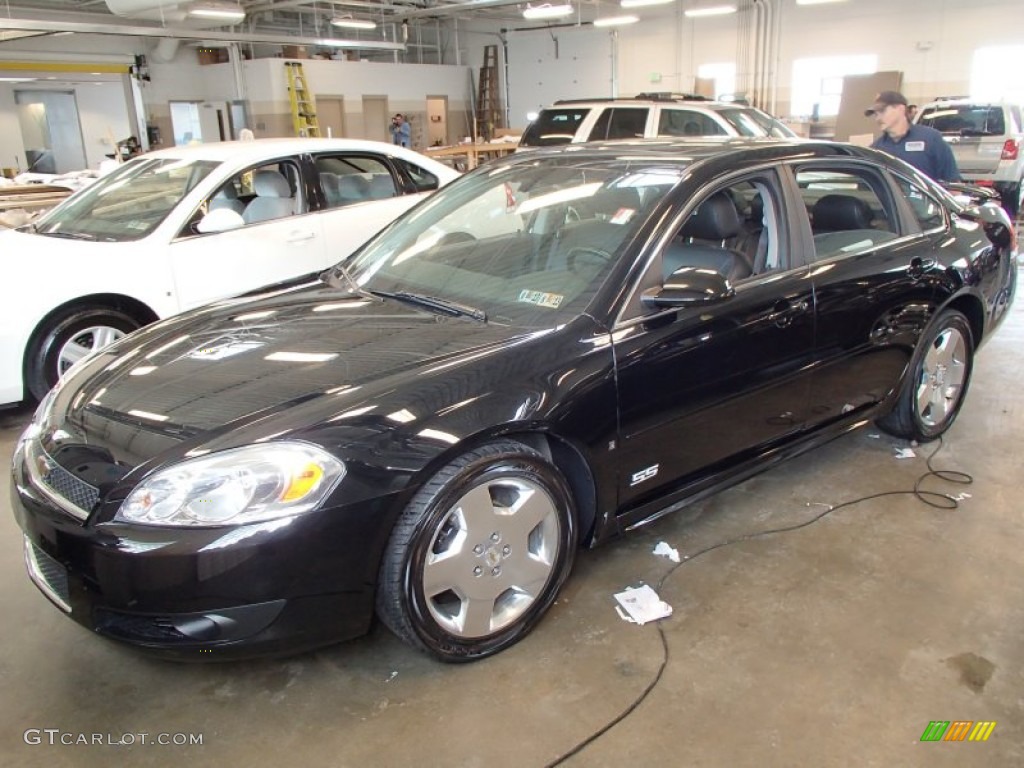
[908,256,936,279]
[768,298,810,328]
[286,230,318,244]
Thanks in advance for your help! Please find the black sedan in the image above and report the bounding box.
[11,139,1016,662]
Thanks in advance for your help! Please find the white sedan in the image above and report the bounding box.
[0,138,459,405]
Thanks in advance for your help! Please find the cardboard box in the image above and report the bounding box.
[281,45,309,59]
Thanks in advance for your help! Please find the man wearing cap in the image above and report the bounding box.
[866,91,960,182]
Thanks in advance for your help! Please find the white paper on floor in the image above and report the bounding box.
[894,447,917,459]
[613,584,673,625]
[653,541,680,563]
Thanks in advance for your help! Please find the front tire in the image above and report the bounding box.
[26,306,142,400]
[877,309,974,441]
[376,440,577,662]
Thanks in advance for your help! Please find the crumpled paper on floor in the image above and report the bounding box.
[614,584,673,626]
[653,541,681,563]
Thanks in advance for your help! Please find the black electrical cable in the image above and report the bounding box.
[544,437,972,767]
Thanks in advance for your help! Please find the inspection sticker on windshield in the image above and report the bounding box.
[610,207,636,225]
[518,289,563,308]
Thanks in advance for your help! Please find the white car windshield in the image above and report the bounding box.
[33,157,220,242]
[343,159,687,327]
[717,108,796,138]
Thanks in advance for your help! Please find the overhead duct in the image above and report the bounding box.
[105,1,190,24]
[151,37,182,62]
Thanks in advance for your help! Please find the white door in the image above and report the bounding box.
[168,159,328,309]
[168,214,328,310]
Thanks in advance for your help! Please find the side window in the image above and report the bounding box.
[795,168,897,260]
[394,157,440,192]
[314,154,397,209]
[591,108,648,140]
[893,176,944,230]
[657,109,727,137]
[183,159,301,236]
[662,176,782,283]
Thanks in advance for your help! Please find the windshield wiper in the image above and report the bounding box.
[322,263,382,302]
[373,291,487,322]
[40,230,96,241]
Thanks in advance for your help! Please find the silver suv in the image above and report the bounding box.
[519,94,796,148]
[916,98,1024,216]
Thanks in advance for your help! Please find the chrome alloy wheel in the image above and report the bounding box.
[422,477,562,638]
[56,325,127,378]
[915,326,968,428]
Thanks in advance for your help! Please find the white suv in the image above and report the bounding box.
[916,98,1024,216]
[519,94,796,148]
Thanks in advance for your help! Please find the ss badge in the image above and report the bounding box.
[629,464,659,487]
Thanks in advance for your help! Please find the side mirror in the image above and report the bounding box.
[642,266,735,308]
[197,208,245,234]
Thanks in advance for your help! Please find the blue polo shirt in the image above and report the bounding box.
[871,123,960,182]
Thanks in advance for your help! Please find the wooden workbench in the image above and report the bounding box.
[422,142,518,170]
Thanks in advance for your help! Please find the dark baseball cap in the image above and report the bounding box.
[864,90,908,116]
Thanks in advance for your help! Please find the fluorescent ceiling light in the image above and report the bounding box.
[522,4,574,19]
[684,5,737,17]
[796,0,846,4]
[189,3,246,21]
[594,14,639,26]
[620,0,673,7]
[331,17,377,30]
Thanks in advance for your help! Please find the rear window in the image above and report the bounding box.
[520,108,591,147]
[918,105,1006,137]
[657,109,727,137]
[590,108,649,141]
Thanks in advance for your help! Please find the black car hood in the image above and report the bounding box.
[54,284,537,464]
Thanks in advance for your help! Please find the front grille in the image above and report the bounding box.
[41,459,100,511]
[26,441,98,521]
[24,538,71,613]
[94,610,192,644]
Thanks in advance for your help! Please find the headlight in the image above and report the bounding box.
[116,442,345,527]
[15,388,55,457]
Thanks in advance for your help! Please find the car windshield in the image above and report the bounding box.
[917,105,1006,137]
[716,107,796,138]
[343,158,687,327]
[520,108,592,146]
[33,156,220,241]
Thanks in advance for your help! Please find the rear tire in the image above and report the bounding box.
[876,309,974,441]
[376,440,577,662]
[26,306,142,400]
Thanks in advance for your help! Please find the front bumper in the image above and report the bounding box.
[11,440,400,660]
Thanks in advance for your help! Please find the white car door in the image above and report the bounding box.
[313,152,433,266]
[168,157,328,310]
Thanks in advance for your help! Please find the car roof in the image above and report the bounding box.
[547,98,754,110]
[141,137,434,164]
[495,137,925,176]
[919,98,1015,108]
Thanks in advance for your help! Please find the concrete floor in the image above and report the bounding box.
[2,269,1022,768]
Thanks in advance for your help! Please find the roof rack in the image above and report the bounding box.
[551,93,712,106]
[635,92,709,101]
[552,97,645,105]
